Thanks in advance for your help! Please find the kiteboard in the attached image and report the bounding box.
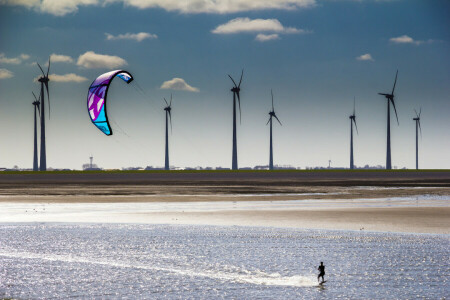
[319,280,327,285]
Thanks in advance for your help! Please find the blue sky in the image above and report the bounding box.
[0,0,449,170]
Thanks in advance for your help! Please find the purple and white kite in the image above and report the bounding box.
[87,70,133,135]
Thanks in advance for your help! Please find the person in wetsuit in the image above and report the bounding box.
[318,262,325,283]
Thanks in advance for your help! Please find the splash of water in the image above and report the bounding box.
[0,251,316,287]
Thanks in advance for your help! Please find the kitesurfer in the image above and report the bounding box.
[317,262,325,283]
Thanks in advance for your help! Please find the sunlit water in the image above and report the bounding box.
[0,223,448,299]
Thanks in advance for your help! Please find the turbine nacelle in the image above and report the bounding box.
[267,89,282,126]
[228,69,244,124]
[36,58,51,119]
[32,92,41,116]
[349,98,358,134]
[378,70,399,125]
[231,87,240,93]
[38,76,49,83]
[413,108,422,137]
[164,95,173,133]
[378,93,394,100]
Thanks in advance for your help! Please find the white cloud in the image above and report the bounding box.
[255,33,280,42]
[50,53,74,63]
[40,0,99,16]
[0,53,30,64]
[0,0,99,16]
[0,0,39,8]
[390,35,422,45]
[105,32,158,42]
[0,0,315,15]
[356,53,374,61]
[0,68,14,79]
[119,0,316,14]
[160,78,199,92]
[212,17,305,34]
[49,73,88,82]
[77,51,127,69]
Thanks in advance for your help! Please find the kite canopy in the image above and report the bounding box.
[87,70,133,135]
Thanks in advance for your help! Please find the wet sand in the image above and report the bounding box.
[0,170,449,201]
[1,170,449,187]
[0,170,449,233]
[136,207,449,234]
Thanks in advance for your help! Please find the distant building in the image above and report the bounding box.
[122,167,144,171]
[83,155,102,171]
[253,165,269,170]
[274,164,297,170]
[145,166,165,170]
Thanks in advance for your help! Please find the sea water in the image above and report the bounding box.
[0,223,448,299]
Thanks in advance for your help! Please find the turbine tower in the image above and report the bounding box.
[36,58,51,171]
[378,70,399,170]
[349,98,358,170]
[228,70,243,170]
[32,92,41,172]
[413,108,422,170]
[164,95,173,171]
[267,90,282,170]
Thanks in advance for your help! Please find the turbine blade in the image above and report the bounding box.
[271,89,274,111]
[164,97,169,106]
[418,120,422,138]
[169,110,172,134]
[378,93,389,96]
[391,99,399,125]
[45,82,50,119]
[37,105,41,117]
[353,118,359,135]
[46,57,51,76]
[170,93,172,106]
[238,69,244,88]
[32,92,39,102]
[37,63,45,76]
[419,107,422,118]
[266,116,271,125]
[228,75,237,87]
[353,97,356,116]
[414,109,418,118]
[392,70,398,95]
[274,114,282,126]
[237,91,242,124]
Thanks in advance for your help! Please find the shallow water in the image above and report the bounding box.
[0,224,448,299]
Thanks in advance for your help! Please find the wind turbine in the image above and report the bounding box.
[32,92,41,171]
[378,70,399,170]
[164,95,173,171]
[349,98,358,170]
[267,90,282,170]
[413,108,422,170]
[228,70,243,170]
[36,58,51,171]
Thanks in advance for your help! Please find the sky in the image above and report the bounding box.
[0,0,449,170]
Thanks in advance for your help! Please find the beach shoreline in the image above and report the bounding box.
[0,171,449,234]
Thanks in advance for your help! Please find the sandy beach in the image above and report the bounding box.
[0,170,449,234]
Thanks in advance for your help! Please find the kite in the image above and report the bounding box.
[87,70,133,135]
